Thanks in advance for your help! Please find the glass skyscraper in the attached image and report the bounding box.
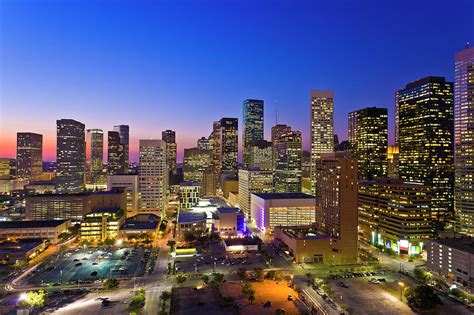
[242,99,264,168]
[16,132,43,180]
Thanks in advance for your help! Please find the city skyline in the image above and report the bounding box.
[1,0,473,161]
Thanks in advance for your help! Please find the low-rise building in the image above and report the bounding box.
[80,208,125,241]
[0,220,70,244]
[120,214,161,240]
[427,237,474,289]
[250,193,317,232]
[214,207,245,237]
[24,180,56,194]
[238,168,273,219]
[223,236,260,252]
[178,182,201,209]
[107,174,139,217]
[0,241,45,264]
[176,211,207,241]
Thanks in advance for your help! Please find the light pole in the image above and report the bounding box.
[398,281,405,301]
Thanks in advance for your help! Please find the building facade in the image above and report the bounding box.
[86,129,104,185]
[81,208,124,241]
[16,132,42,180]
[248,140,273,170]
[243,99,264,168]
[238,169,274,219]
[274,131,302,193]
[178,182,200,210]
[113,125,129,172]
[271,124,292,170]
[219,118,238,177]
[183,148,212,185]
[107,174,139,217]
[108,131,125,175]
[162,130,177,174]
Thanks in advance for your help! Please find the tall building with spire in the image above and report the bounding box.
[16,132,43,180]
[242,99,264,168]
[56,119,85,194]
[310,90,334,195]
[454,46,474,235]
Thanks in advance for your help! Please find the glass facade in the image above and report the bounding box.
[243,99,264,168]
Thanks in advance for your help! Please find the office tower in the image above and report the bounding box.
[358,178,432,255]
[107,174,139,217]
[333,134,339,147]
[271,124,292,169]
[248,140,273,170]
[397,76,454,222]
[16,132,42,180]
[178,182,200,209]
[212,121,222,185]
[274,130,302,193]
[213,118,238,180]
[113,125,129,172]
[0,158,16,180]
[183,148,212,185]
[348,107,388,180]
[454,47,474,236]
[315,152,358,263]
[138,140,167,214]
[310,90,334,195]
[108,131,125,175]
[387,145,399,179]
[56,119,85,194]
[243,99,264,168]
[197,137,211,150]
[86,129,104,184]
[162,130,177,174]
[238,169,273,218]
[202,167,216,197]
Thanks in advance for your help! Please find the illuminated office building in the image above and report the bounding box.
[113,125,129,172]
[315,152,358,263]
[139,139,167,214]
[242,99,264,168]
[358,178,432,255]
[274,131,302,193]
[310,90,334,195]
[0,158,16,180]
[178,182,200,209]
[162,130,177,174]
[347,107,388,180]
[271,124,292,170]
[397,76,454,222]
[108,131,125,175]
[107,174,139,217]
[387,145,399,179]
[56,119,85,194]
[213,118,238,180]
[238,168,274,218]
[183,148,212,185]
[212,121,222,185]
[248,140,273,170]
[197,137,211,150]
[86,129,104,184]
[81,208,124,241]
[16,132,42,180]
[454,47,474,235]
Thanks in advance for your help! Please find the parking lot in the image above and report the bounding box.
[27,247,149,285]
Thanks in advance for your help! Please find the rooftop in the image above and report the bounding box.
[224,236,261,246]
[0,220,69,229]
[0,241,44,253]
[431,237,474,255]
[217,207,240,214]
[275,225,332,240]
[89,207,122,215]
[253,193,315,200]
[121,221,159,231]
[178,211,207,223]
[179,181,200,187]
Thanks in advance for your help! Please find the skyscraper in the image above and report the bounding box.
[162,130,177,174]
[16,132,42,180]
[248,140,273,170]
[454,46,474,235]
[56,119,85,194]
[397,76,454,222]
[238,169,273,219]
[139,139,167,214]
[113,125,129,172]
[348,107,388,180]
[242,99,264,168]
[217,118,238,178]
[197,137,211,150]
[274,130,302,193]
[86,129,104,184]
[212,121,222,186]
[310,90,334,195]
[108,131,125,175]
[183,148,212,185]
[271,124,292,170]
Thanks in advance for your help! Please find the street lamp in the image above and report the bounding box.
[398,281,405,301]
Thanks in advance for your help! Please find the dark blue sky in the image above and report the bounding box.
[1,0,473,161]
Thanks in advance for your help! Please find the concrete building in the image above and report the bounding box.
[271,124,292,170]
[113,125,129,172]
[176,211,208,241]
[248,140,273,170]
[358,178,432,255]
[197,137,211,150]
[107,174,139,217]
[16,132,43,181]
[183,148,212,185]
[0,220,71,244]
[24,180,56,194]
[0,241,45,264]
[214,207,244,237]
[242,99,264,168]
[387,145,399,179]
[139,139,167,215]
[202,167,216,197]
[178,182,200,210]
[0,158,16,180]
[80,208,124,241]
[274,131,302,193]
[222,176,238,199]
[107,131,125,175]
[238,169,273,219]
[162,130,177,174]
[315,152,358,263]
[86,129,104,185]
[427,237,474,289]
[119,213,161,240]
[251,193,316,232]
[310,90,334,195]
[56,119,86,194]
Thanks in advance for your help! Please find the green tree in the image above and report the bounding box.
[237,268,247,280]
[405,285,442,311]
[254,268,264,282]
[242,282,252,295]
[248,290,256,304]
[201,274,210,285]
[212,272,225,284]
[129,289,146,312]
[19,290,47,309]
[104,278,119,290]
[176,274,187,283]
[274,271,283,281]
[275,309,285,315]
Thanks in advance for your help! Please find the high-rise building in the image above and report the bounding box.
[212,121,222,185]
[107,174,139,217]
[348,107,388,180]
[454,47,474,236]
[0,158,16,180]
[274,131,302,193]
[248,140,273,170]
[16,132,43,180]
[202,167,216,197]
[56,119,85,194]
[178,182,200,209]
[139,140,167,214]
[183,148,212,185]
[162,130,177,174]
[310,90,334,195]
[315,152,358,263]
[86,129,104,184]
[197,137,211,150]
[397,76,454,222]
[243,99,264,168]
[215,118,238,178]
[113,125,129,172]
[271,124,292,170]
[358,178,432,255]
[108,131,125,175]
[238,169,274,218]
[387,145,399,179]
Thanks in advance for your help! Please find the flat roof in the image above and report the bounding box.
[178,211,207,223]
[121,221,159,231]
[275,226,332,240]
[0,241,43,253]
[89,207,121,214]
[253,193,315,200]
[217,207,240,214]
[224,237,260,246]
[431,237,474,255]
[0,220,69,229]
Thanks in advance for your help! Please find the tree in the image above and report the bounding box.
[160,290,171,309]
[237,268,247,280]
[183,232,196,243]
[209,232,221,242]
[212,272,225,284]
[219,296,234,307]
[254,268,264,282]
[305,273,313,285]
[274,271,283,281]
[201,274,210,285]
[176,274,187,283]
[405,285,442,311]
[167,240,176,251]
[19,290,47,309]
[275,309,285,315]
[242,282,252,295]
[104,278,119,290]
[129,289,146,312]
[248,290,256,304]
